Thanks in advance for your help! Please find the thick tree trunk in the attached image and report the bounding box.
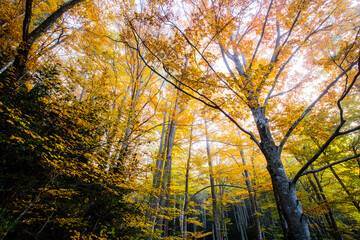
[251,107,310,240]
[205,120,222,240]
[12,0,33,80]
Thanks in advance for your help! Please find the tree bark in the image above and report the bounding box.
[205,120,222,240]
[182,118,194,239]
[3,0,85,81]
[239,150,262,240]
[148,99,179,238]
[251,107,310,240]
[311,170,342,240]
[162,117,177,237]
[330,166,360,212]
[147,112,167,236]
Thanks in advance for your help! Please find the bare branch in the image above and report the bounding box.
[292,123,344,185]
[268,81,303,100]
[202,15,238,54]
[28,0,85,47]
[301,154,360,176]
[279,61,358,151]
[281,9,301,48]
[0,58,15,75]
[292,54,360,185]
[219,43,237,79]
[3,171,61,238]
[339,125,360,135]
[249,0,274,69]
[125,22,261,147]
[0,0,46,30]
[264,9,336,108]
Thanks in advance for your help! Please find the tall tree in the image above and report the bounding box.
[0,0,85,81]
[122,0,360,238]
[205,120,222,240]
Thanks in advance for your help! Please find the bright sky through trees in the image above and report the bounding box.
[0,0,359,239]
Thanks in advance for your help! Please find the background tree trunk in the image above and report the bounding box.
[182,118,194,238]
[205,120,222,240]
[240,150,262,240]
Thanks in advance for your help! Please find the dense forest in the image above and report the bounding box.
[0,0,359,239]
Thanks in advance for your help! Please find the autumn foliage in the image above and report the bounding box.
[0,0,360,239]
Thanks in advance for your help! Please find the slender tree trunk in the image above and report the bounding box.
[239,150,262,240]
[147,112,167,236]
[219,186,228,240]
[148,96,180,238]
[182,118,194,239]
[205,120,222,240]
[329,166,360,212]
[251,107,310,240]
[311,169,343,240]
[162,117,177,236]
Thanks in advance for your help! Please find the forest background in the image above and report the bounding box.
[0,0,360,239]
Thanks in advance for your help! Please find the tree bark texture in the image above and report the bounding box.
[251,107,310,240]
[205,120,222,240]
[240,150,262,240]
[3,0,85,81]
[182,119,194,238]
[148,109,178,238]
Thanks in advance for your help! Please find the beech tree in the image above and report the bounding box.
[0,0,85,81]
[0,1,152,238]
[2,0,360,239]
[121,0,360,238]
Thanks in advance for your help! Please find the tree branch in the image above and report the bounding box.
[301,154,360,176]
[124,21,261,147]
[28,0,85,47]
[249,0,273,69]
[279,61,358,151]
[292,54,360,184]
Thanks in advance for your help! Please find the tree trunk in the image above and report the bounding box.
[12,0,33,80]
[251,107,310,240]
[219,186,228,240]
[330,166,360,212]
[148,99,179,238]
[311,170,343,240]
[4,0,85,81]
[239,150,262,240]
[182,118,194,238]
[162,117,177,236]
[148,112,167,235]
[205,120,222,240]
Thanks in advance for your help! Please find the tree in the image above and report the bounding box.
[0,64,140,239]
[121,0,360,238]
[205,120,222,240]
[0,0,85,81]
[0,1,153,238]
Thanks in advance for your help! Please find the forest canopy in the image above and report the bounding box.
[0,0,360,239]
